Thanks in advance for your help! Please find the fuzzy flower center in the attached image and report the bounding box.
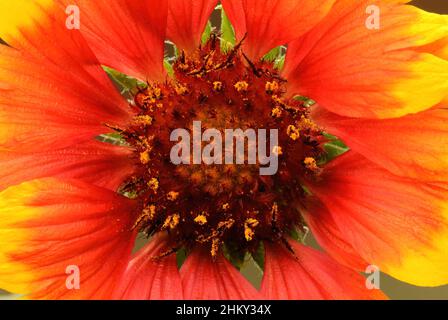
[118,37,325,257]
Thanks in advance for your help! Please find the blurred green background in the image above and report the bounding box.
[0,0,447,300]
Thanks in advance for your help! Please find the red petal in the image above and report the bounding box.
[181,249,261,299]
[283,0,448,118]
[114,233,183,300]
[167,0,218,52]
[262,241,386,300]
[313,106,448,181]
[68,0,168,81]
[0,7,131,152]
[303,200,367,271]
[309,152,448,287]
[222,0,336,60]
[0,140,134,191]
[0,178,137,299]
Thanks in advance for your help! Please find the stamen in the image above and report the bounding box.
[148,178,159,193]
[265,81,279,94]
[167,191,179,201]
[139,150,151,164]
[244,218,260,241]
[304,157,319,172]
[287,125,301,141]
[194,214,208,225]
[234,81,249,92]
[213,81,223,92]
[163,214,180,230]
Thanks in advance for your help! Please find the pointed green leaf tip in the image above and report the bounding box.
[201,21,213,45]
[319,133,350,165]
[220,5,236,52]
[103,65,146,101]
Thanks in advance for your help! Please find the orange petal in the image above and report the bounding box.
[261,241,386,300]
[309,152,448,287]
[66,0,168,81]
[167,0,218,53]
[180,249,261,299]
[0,21,130,152]
[114,233,183,300]
[313,105,448,181]
[283,0,448,118]
[302,200,367,271]
[0,141,134,191]
[222,0,336,60]
[0,178,137,299]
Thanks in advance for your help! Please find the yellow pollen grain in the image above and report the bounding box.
[218,219,235,230]
[163,214,180,230]
[148,178,159,192]
[133,115,153,126]
[304,157,319,171]
[211,238,220,257]
[178,63,189,71]
[194,214,208,225]
[265,81,279,94]
[244,218,260,242]
[272,145,283,156]
[222,203,230,211]
[132,204,156,230]
[287,125,301,141]
[139,150,151,164]
[234,81,249,92]
[213,81,223,92]
[167,191,179,201]
[272,95,282,104]
[271,106,283,118]
[175,84,188,95]
[298,115,318,131]
[152,87,162,99]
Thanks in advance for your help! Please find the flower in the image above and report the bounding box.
[0,0,446,300]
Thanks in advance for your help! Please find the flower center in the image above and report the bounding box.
[118,37,325,257]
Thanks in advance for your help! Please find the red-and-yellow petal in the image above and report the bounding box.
[0,140,134,191]
[0,7,130,152]
[309,152,448,287]
[222,0,336,60]
[261,241,386,300]
[167,0,218,53]
[0,178,137,299]
[65,0,168,81]
[114,233,183,300]
[180,249,261,299]
[313,105,448,181]
[283,0,448,119]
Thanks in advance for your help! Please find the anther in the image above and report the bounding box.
[265,81,279,94]
[234,81,249,92]
[167,191,179,201]
[139,150,151,164]
[194,214,208,225]
[287,125,301,141]
[163,214,180,230]
[148,178,159,192]
[271,106,283,118]
[304,157,319,172]
[244,218,260,241]
[213,81,223,92]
